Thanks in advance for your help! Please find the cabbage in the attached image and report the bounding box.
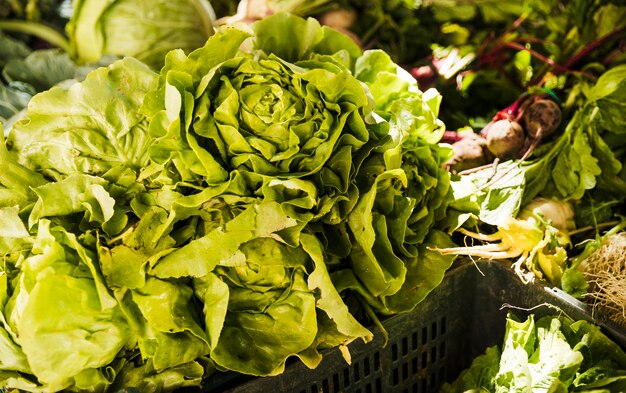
[67,0,216,70]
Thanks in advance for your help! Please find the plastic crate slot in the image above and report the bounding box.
[440,317,447,335]
[332,373,340,391]
[374,352,381,370]
[375,377,382,393]
[412,383,418,393]
[364,356,371,376]
[366,382,373,393]
[343,368,350,388]
[354,362,361,381]
[421,378,427,392]
[439,341,446,359]
[402,336,409,356]
[322,378,330,393]
[392,343,399,361]
[429,371,436,388]
[412,332,418,350]
[421,349,428,368]
[438,366,445,385]
[421,327,427,345]
[402,361,409,381]
[430,346,437,363]
[431,322,437,340]
[412,356,418,374]
[392,367,399,386]
[310,383,318,393]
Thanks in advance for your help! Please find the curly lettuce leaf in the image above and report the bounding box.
[355,49,445,144]
[252,12,362,65]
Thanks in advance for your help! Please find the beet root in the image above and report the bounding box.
[523,99,562,139]
[485,119,526,159]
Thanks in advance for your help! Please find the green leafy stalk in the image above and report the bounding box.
[0,20,70,52]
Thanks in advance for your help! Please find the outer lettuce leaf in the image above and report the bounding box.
[383,230,457,313]
[0,269,30,375]
[110,359,205,393]
[5,221,129,390]
[348,169,408,299]
[8,58,158,180]
[0,140,47,209]
[211,267,317,376]
[131,278,210,371]
[301,233,373,344]
[0,206,28,238]
[28,174,116,228]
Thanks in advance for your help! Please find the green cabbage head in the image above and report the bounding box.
[67,0,216,70]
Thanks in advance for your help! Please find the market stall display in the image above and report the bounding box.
[0,0,625,392]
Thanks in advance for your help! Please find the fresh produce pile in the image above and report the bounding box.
[442,313,626,392]
[0,0,625,392]
[0,3,456,391]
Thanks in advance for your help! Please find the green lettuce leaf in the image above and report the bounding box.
[8,57,158,180]
[4,221,129,390]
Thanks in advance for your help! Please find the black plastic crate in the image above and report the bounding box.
[200,260,626,393]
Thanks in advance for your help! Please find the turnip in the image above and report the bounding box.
[430,198,574,284]
[518,197,575,233]
[484,119,526,159]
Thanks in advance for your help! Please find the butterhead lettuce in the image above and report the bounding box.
[1,12,455,392]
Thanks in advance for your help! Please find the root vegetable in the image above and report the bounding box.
[484,119,526,159]
[444,131,490,173]
[431,198,574,284]
[523,99,562,139]
[582,232,626,327]
[518,197,575,232]
[318,8,357,30]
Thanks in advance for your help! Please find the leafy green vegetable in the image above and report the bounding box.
[0,12,455,391]
[441,313,626,392]
[7,57,158,180]
[67,0,216,70]
[0,32,31,68]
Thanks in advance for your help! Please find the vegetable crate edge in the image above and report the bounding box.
[196,260,626,393]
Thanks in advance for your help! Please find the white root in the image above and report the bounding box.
[582,232,626,327]
[511,251,535,284]
[457,227,503,242]
[428,244,522,260]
